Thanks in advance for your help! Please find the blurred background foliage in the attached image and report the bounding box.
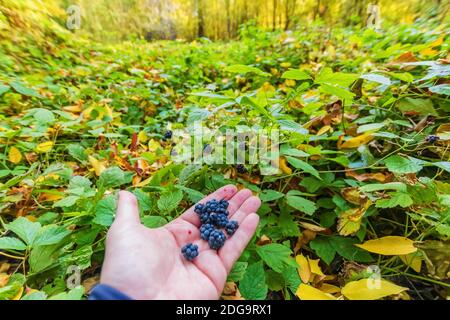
[1,0,449,42]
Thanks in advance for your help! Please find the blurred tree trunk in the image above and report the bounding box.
[272,0,278,30]
[225,0,231,38]
[195,0,204,37]
[284,0,297,30]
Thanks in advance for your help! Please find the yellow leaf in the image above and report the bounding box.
[400,253,422,273]
[316,125,331,136]
[295,254,311,283]
[355,236,417,255]
[88,156,106,176]
[36,141,54,153]
[8,146,22,164]
[337,200,371,236]
[296,284,337,300]
[0,273,9,288]
[12,286,24,300]
[420,47,439,56]
[319,283,341,294]
[342,278,408,300]
[339,132,373,149]
[307,258,324,276]
[279,157,292,174]
[138,130,148,143]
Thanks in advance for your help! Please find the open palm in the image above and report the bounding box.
[99,185,261,300]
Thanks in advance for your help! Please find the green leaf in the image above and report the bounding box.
[259,189,284,202]
[357,122,385,133]
[428,84,450,96]
[32,108,55,124]
[10,81,42,98]
[0,237,27,251]
[5,217,41,246]
[281,69,311,80]
[239,261,268,300]
[320,83,355,100]
[225,64,270,77]
[93,195,116,227]
[330,236,373,263]
[256,243,292,272]
[34,225,71,246]
[280,145,310,157]
[21,291,48,300]
[375,192,413,208]
[53,195,79,208]
[67,144,88,162]
[361,74,391,86]
[29,244,60,273]
[176,185,204,203]
[141,216,167,228]
[310,237,336,265]
[396,97,437,116]
[433,161,450,173]
[97,166,129,189]
[282,265,302,293]
[388,72,414,83]
[286,195,317,215]
[360,182,407,193]
[277,119,308,134]
[157,189,183,213]
[384,155,424,174]
[315,68,358,87]
[70,245,93,270]
[227,261,248,282]
[48,286,84,300]
[279,212,300,237]
[0,283,22,300]
[0,84,10,96]
[285,156,321,179]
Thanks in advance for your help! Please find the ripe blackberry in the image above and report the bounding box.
[236,164,247,174]
[194,203,204,214]
[225,220,239,236]
[162,130,173,141]
[200,223,215,240]
[208,229,226,250]
[425,135,439,144]
[210,213,228,228]
[181,243,199,261]
[219,199,229,209]
[199,212,211,224]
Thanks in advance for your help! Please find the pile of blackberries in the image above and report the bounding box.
[181,198,239,261]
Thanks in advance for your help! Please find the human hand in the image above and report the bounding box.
[99,185,261,300]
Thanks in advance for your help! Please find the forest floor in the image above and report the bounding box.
[0,19,449,300]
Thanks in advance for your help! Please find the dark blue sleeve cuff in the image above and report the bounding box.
[89,284,133,300]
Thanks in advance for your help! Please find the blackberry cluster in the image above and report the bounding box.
[181,243,199,261]
[181,198,239,261]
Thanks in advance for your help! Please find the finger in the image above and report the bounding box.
[178,184,238,227]
[165,219,201,245]
[113,190,141,227]
[226,189,253,216]
[228,196,261,224]
[192,247,228,296]
[218,213,260,273]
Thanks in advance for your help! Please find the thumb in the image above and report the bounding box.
[113,190,141,227]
